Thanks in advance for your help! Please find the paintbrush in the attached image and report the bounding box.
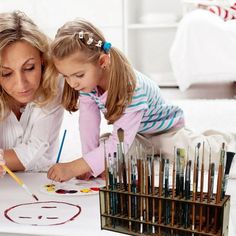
[192,143,200,231]
[158,152,164,231]
[117,128,127,190]
[216,143,225,203]
[151,152,155,234]
[127,156,132,231]
[164,159,170,225]
[2,165,38,201]
[116,143,124,216]
[56,129,67,163]
[184,147,190,229]
[176,149,180,197]
[117,128,127,219]
[145,156,149,232]
[178,148,185,226]
[207,147,212,203]
[184,160,191,229]
[206,147,212,233]
[131,154,138,220]
[108,153,113,215]
[199,142,205,231]
[104,141,110,218]
[195,142,201,196]
[210,163,215,200]
[214,143,225,233]
[179,149,185,198]
[221,152,235,198]
[171,147,176,227]
[104,139,108,190]
[139,156,143,234]
[113,152,118,216]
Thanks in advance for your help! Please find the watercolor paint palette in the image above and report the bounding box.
[40,178,105,196]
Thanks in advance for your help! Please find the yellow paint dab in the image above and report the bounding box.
[47,187,55,192]
[80,188,91,193]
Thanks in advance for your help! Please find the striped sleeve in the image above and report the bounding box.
[124,87,149,113]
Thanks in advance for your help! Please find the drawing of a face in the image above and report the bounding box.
[5,201,81,226]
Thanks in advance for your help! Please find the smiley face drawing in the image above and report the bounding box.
[4,201,81,226]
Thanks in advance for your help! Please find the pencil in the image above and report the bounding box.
[56,129,67,163]
[2,164,38,201]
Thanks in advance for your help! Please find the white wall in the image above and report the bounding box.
[0,0,124,49]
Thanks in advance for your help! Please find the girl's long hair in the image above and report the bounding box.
[0,11,58,121]
[51,19,136,124]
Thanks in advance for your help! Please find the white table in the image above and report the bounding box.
[0,172,235,236]
[0,172,120,236]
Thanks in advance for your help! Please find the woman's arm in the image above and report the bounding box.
[4,150,25,171]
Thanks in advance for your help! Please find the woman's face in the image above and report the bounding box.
[0,40,42,105]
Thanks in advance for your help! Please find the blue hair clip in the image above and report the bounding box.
[102,42,112,53]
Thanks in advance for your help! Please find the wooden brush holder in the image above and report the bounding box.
[99,187,230,236]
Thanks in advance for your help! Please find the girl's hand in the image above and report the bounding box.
[0,149,6,177]
[47,158,92,182]
[76,172,92,180]
[47,162,76,182]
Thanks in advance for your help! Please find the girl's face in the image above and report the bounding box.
[53,51,108,93]
[0,41,42,106]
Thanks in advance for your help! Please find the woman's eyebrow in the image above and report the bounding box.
[22,57,35,66]
[1,57,35,69]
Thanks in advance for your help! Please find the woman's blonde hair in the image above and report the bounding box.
[0,11,58,120]
[51,19,136,124]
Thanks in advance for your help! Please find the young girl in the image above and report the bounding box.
[47,18,235,182]
[0,11,64,176]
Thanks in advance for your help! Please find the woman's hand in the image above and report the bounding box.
[47,158,92,182]
[0,149,6,177]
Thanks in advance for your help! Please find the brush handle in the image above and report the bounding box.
[2,165,24,186]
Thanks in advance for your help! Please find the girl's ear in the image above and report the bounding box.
[99,54,110,69]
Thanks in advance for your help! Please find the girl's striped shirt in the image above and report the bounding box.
[79,71,184,177]
[80,71,184,134]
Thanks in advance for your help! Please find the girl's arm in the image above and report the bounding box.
[48,95,101,182]
[79,94,101,155]
[83,110,145,177]
[47,110,144,182]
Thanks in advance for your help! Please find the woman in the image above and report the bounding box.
[0,11,64,174]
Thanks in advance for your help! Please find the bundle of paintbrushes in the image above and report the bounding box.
[99,131,234,236]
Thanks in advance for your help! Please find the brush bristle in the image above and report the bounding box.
[117,128,124,142]
[225,152,235,174]
[33,194,39,201]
